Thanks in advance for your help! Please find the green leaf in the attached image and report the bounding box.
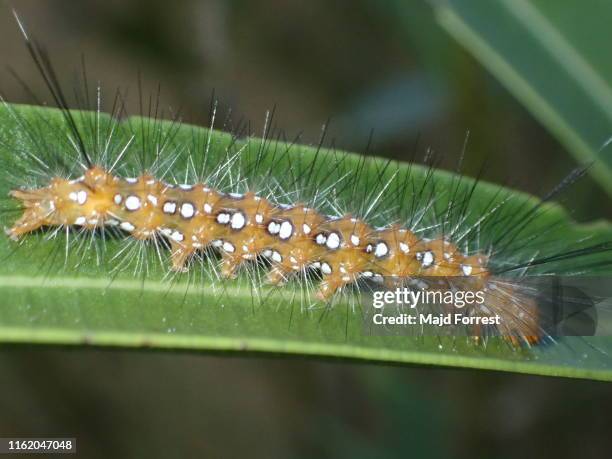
[433,0,612,196]
[1,103,612,381]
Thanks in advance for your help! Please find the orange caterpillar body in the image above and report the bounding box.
[7,166,540,343]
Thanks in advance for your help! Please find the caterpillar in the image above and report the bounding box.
[2,11,611,350]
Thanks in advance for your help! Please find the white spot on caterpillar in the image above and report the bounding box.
[321,262,332,275]
[203,203,213,214]
[217,212,231,225]
[310,262,321,269]
[202,187,210,192]
[87,218,98,225]
[160,228,172,236]
[418,250,434,268]
[230,212,246,230]
[229,192,244,199]
[443,252,451,260]
[267,221,281,235]
[180,202,196,219]
[75,190,87,205]
[74,216,86,225]
[242,245,249,252]
[372,273,384,284]
[315,233,327,245]
[255,214,264,223]
[179,184,193,191]
[222,241,235,253]
[262,249,272,258]
[339,266,347,273]
[212,240,223,248]
[374,242,388,258]
[361,271,373,278]
[125,195,141,211]
[125,177,138,184]
[146,179,155,185]
[365,244,373,253]
[278,221,293,240]
[120,221,135,232]
[170,231,184,242]
[114,194,123,205]
[302,224,311,234]
[271,251,282,263]
[350,234,360,246]
[68,192,78,202]
[147,194,158,206]
[461,264,472,276]
[289,256,298,264]
[326,232,340,250]
[193,242,203,248]
[399,242,409,254]
[106,219,119,226]
[163,201,177,214]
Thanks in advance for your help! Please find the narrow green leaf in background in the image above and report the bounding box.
[433,0,612,196]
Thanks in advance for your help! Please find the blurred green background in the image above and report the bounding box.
[0,1,611,457]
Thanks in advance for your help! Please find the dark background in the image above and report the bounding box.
[0,1,610,458]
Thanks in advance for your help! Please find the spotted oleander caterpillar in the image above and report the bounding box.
[7,164,541,344]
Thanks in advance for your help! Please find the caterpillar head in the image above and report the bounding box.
[6,166,120,238]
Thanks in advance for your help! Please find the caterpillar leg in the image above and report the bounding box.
[316,273,355,300]
[219,253,242,278]
[266,266,288,285]
[169,241,193,273]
